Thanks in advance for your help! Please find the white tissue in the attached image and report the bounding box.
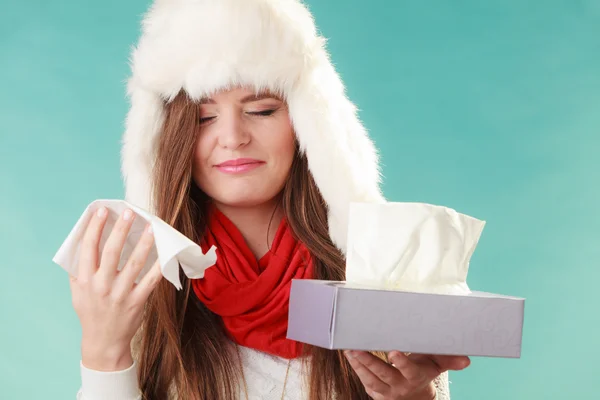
[52,199,217,290]
[345,202,485,295]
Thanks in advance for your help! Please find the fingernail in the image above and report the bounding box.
[146,224,153,235]
[97,207,107,217]
[344,350,355,359]
[123,209,133,220]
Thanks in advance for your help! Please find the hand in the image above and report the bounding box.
[69,206,163,371]
[345,350,471,399]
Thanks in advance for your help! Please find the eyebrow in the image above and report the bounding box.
[199,92,282,105]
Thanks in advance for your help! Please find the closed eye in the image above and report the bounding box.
[199,116,216,124]
[248,109,277,116]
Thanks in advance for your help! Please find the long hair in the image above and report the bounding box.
[134,92,376,399]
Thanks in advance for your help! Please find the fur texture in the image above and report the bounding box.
[121,0,385,252]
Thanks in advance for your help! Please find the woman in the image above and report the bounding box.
[70,0,471,399]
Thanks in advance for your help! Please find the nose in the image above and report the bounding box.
[217,111,250,150]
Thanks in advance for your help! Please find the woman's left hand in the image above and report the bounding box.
[344,350,471,400]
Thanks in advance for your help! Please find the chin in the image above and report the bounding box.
[214,195,277,209]
[195,172,288,208]
[212,185,283,209]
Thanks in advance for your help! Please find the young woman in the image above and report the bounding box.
[70,1,471,399]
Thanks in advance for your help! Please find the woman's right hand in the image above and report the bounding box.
[69,206,163,371]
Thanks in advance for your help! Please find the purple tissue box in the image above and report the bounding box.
[287,279,525,358]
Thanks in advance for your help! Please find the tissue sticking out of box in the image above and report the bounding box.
[345,202,485,295]
[52,199,217,290]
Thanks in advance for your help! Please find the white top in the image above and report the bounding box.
[76,345,450,399]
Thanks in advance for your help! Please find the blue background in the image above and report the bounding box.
[1,0,598,398]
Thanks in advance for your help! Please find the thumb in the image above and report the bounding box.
[430,355,471,372]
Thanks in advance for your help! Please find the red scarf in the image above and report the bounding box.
[191,207,314,359]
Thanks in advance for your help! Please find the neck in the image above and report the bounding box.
[212,198,284,259]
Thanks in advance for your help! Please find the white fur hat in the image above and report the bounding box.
[121,0,385,253]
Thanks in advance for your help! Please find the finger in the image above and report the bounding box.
[96,208,135,281]
[388,351,427,383]
[132,258,163,303]
[344,351,391,395]
[78,207,109,281]
[402,353,450,379]
[366,390,386,400]
[428,354,471,372]
[351,350,403,387]
[112,223,155,298]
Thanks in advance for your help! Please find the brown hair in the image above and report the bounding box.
[133,92,377,399]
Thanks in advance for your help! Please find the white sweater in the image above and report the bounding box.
[77,345,451,399]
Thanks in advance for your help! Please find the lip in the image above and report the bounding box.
[214,158,265,174]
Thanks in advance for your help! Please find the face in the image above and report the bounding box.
[192,87,296,209]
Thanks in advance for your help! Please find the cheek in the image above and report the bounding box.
[272,125,296,166]
[192,134,211,178]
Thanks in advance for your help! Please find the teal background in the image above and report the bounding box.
[1,0,598,398]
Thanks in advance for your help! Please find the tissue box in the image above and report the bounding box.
[287,279,525,358]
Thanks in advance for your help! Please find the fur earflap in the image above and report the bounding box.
[121,0,385,253]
